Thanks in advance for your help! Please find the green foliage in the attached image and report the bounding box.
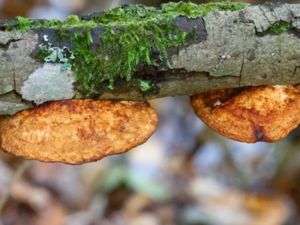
[12,2,248,95]
[267,21,293,34]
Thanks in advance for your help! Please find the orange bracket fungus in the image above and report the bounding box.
[191,85,300,143]
[1,85,300,164]
[0,100,158,164]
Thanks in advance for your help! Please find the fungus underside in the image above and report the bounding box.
[12,1,248,96]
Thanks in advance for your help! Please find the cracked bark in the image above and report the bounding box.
[0,3,300,115]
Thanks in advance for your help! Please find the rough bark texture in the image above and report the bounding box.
[0,3,300,115]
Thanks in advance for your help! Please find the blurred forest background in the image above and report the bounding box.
[1,0,300,225]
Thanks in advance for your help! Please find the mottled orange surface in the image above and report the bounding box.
[191,86,300,143]
[0,100,158,164]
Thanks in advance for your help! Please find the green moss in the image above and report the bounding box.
[12,2,248,95]
[65,15,81,24]
[15,16,32,30]
[67,19,187,95]
[140,80,153,92]
[13,16,95,31]
[266,21,293,34]
[161,1,247,18]
[13,2,248,30]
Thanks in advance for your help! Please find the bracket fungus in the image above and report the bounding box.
[0,100,158,164]
[191,85,300,143]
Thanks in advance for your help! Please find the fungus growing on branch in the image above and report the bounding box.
[0,100,158,164]
[191,85,300,143]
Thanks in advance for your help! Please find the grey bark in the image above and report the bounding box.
[0,3,300,115]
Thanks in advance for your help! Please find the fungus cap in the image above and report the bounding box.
[191,85,300,143]
[0,100,158,164]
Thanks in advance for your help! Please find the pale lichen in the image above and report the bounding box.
[21,64,75,104]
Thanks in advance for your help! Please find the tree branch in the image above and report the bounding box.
[0,2,299,115]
